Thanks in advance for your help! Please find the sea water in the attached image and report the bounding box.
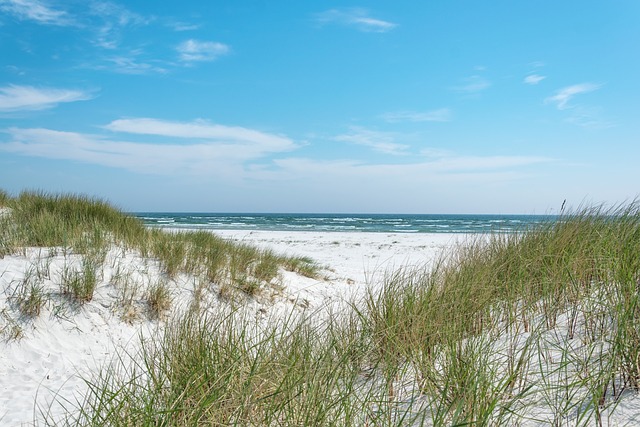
[134,213,556,234]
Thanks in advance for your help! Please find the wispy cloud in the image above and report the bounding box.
[177,39,230,63]
[334,126,409,155]
[105,118,296,153]
[564,105,614,130]
[88,1,151,49]
[1,119,297,175]
[1,0,153,49]
[524,74,546,85]
[89,1,149,26]
[100,52,168,74]
[381,108,452,123]
[274,154,552,181]
[545,83,600,110]
[453,75,491,93]
[0,0,75,26]
[315,8,397,33]
[167,20,200,31]
[0,85,93,112]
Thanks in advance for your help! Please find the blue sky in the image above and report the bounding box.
[1,1,638,213]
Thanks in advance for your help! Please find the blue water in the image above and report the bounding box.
[134,213,556,234]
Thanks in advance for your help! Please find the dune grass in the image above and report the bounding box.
[42,201,638,426]
[360,202,640,424]
[0,190,319,300]
[4,189,640,425]
[5,191,145,250]
[68,308,425,426]
[0,189,8,206]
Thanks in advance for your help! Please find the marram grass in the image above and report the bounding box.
[361,201,640,425]
[63,200,640,426]
[4,189,640,425]
[1,190,319,295]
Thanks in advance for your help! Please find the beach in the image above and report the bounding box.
[210,229,464,283]
[0,229,460,425]
[3,198,640,426]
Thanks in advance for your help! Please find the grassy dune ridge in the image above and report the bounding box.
[364,202,640,424]
[2,191,640,425]
[0,191,319,300]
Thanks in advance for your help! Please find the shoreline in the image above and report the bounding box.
[198,229,468,284]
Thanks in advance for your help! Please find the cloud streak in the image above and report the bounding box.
[89,1,151,49]
[524,74,546,85]
[100,53,168,74]
[546,83,600,110]
[105,118,296,152]
[315,8,397,33]
[273,154,552,183]
[381,108,452,123]
[0,0,75,26]
[0,85,93,112]
[1,119,298,176]
[453,75,491,93]
[334,127,409,155]
[0,120,553,192]
[177,39,230,63]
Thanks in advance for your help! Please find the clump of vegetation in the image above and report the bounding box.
[281,255,320,278]
[1,190,320,303]
[0,189,9,206]
[67,308,422,426]
[146,280,172,319]
[0,309,23,341]
[60,257,99,303]
[7,258,52,318]
[6,191,145,250]
[361,202,640,424]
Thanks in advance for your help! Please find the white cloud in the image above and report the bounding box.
[88,1,151,49]
[546,83,600,110]
[453,75,491,93]
[167,21,200,31]
[1,120,298,175]
[263,154,555,213]
[334,126,409,155]
[273,154,552,182]
[177,39,230,62]
[524,74,546,85]
[564,105,614,130]
[0,85,93,112]
[381,108,452,123]
[315,8,397,33]
[105,118,296,152]
[103,54,168,74]
[0,0,74,26]
[89,1,149,26]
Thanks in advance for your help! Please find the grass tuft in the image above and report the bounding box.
[60,258,99,303]
[146,279,172,319]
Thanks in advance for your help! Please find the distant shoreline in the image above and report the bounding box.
[134,212,557,234]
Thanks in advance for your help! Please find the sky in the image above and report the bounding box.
[0,1,639,214]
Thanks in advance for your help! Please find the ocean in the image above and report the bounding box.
[134,213,556,234]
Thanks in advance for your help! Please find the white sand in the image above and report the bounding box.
[0,231,459,426]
